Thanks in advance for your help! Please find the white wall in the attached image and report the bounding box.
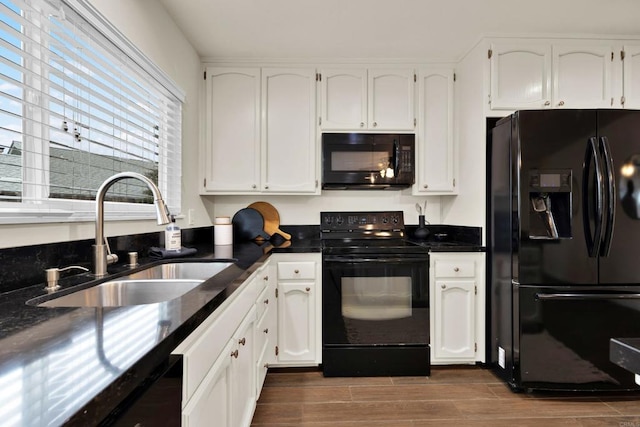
[0,0,207,249]
[440,41,489,239]
[209,193,443,226]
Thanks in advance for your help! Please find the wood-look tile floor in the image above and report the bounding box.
[251,366,640,426]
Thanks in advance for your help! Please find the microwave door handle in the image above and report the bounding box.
[393,139,400,176]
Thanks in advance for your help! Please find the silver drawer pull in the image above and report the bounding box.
[264,299,269,305]
[263,328,269,334]
[231,350,239,358]
[239,337,246,346]
[294,269,300,274]
[453,267,460,272]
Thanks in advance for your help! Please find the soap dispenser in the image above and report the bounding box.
[165,215,181,251]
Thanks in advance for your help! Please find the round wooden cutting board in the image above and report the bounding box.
[248,202,292,240]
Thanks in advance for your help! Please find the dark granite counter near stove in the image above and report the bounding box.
[0,232,320,426]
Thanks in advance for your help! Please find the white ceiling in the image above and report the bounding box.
[158,0,640,62]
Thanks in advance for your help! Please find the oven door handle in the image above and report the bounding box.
[324,256,427,263]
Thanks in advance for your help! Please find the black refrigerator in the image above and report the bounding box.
[488,109,640,392]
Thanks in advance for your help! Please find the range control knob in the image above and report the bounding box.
[335,216,344,225]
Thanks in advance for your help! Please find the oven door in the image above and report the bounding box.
[322,252,430,376]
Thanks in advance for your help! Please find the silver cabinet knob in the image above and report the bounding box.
[423,184,429,189]
[558,100,565,106]
[231,350,239,358]
[264,299,269,305]
[441,284,446,289]
[454,267,460,272]
[306,287,311,292]
[294,269,299,274]
[544,100,551,106]
[252,184,257,189]
[238,337,246,346]
[373,122,378,127]
[360,122,364,127]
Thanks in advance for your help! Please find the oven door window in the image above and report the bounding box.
[342,276,412,320]
[323,256,428,346]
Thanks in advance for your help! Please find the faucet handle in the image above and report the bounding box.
[45,265,90,292]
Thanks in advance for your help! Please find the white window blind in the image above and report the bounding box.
[0,0,183,223]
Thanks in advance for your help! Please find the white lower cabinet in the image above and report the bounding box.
[230,306,257,427]
[271,253,322,367]
[429,252,485,365]
[182,339,233,426]
[175,261,270,427]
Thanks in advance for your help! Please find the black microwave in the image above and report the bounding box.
[322,133,415,190]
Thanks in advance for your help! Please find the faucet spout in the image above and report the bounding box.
[93,172,171,277]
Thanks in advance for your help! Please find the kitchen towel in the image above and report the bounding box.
[148,246,198,260]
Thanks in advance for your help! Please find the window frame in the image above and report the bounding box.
[0,0,184,225]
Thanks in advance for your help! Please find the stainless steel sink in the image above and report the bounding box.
[34,261,234,308]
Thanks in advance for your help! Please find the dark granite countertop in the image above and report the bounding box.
[0,237,320,427]
[0,222,483,426]
[611,337,640,380]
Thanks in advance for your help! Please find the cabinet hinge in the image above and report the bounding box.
[621,50,626,61]
[275,345,279,356]
[474,343,477,352]
[414,118,417,127]
[414,73,417,83]
[453,73,456,82]
[315,179,319,188]
[611,51,614,61]
[316,73,322,82]
[453,178,456,187]
[203,70,206,80]
[319,116,322,126]
[488,49,492,59]
[275,288,279,298]
[475,285,477,295]
[622,95,626,106]
[203,178,206,187]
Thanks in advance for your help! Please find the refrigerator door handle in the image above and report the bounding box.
[599,136,616,257]
[582,137,605,257]
[536,292,640,301]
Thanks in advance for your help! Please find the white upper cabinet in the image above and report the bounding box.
[489,42,552,110]
[368,69,416,130]
[489,40,623,111]
[261,68,317,193]
[623,44,640,109]
[202,66,318,195]
[414,68,456,194]
[319,69,367,130]
[320,68,415,131]
[552,44,616,108]
[203,67,261,192]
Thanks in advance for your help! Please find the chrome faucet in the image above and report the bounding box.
[93,172,171,277]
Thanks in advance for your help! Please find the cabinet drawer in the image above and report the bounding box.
[434,259,475,278]
[256,286,272,324]
[278,261,316,280]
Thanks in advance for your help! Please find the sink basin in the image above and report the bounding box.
[38,279,204,307]
[33,261,234,308]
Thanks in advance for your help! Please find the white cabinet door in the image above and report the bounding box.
[414,68,455,194]
[430,252,485,365]
[261,68,317,193]
[204,67,260,192]
[433,280,476,361]
[552,44,615,108]
[489,42,552,110]
[182,339,233,427]
[230,306,256,427]
[624,45,640,109]
[277,282,316,364]
[320,68,367,130]
[368,68,415,130]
